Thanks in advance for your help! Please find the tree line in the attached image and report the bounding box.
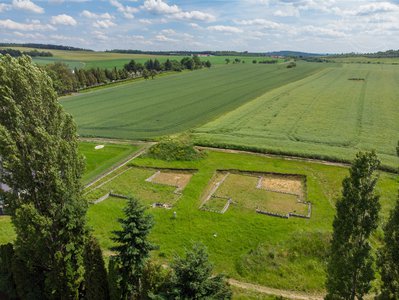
[0,43,92,52]
[42,56,211,95]
[0,48,53,57]
[0,55,230,300]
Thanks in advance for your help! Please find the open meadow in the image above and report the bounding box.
[194,63,399,169]
[61,62,325,139]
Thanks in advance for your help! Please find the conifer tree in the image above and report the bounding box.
[0,55,87,299]
[170,243,232,300]
[325,152,381,300]
[111,197,155,300]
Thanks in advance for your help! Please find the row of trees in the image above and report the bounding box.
[43,56,212,95]
[0,48,53,57]
[325,149,399,299]
[0,55,230,299]
[124,56,211,74]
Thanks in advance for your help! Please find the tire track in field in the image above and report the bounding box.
[349,71,369,147]
[286,68,343,143]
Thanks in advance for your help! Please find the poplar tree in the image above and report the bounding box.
[0,55,87,299]
[377,144,399,299]
[325,152,381,300]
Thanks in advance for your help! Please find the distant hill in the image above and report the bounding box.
[265,51,326,57]
[0,43,93,52]
[329,49,399,58]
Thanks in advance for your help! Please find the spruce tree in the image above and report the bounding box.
[170,243,232,300]
[0,55,87,298]
[325,151,381,300]
[111,197,155,300]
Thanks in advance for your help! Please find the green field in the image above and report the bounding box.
[83,151,398,291]
[194,63,399,169]
[61,63,324,139]
[326,56,399,64]
[79,141,139,183]
[0,46,280,69]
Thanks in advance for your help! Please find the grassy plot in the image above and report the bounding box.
[213,173,308,216]
[85,151,398,292]
[84,167,182,206]
[1,151,398,291]
[79,141,139,184]
[194,63,399,169]
[62,63,326,139]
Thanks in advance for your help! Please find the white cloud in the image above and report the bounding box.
[155,34,177,42]
[301,25,347,38]
[93,19,116,28]
[161,28,176,35]
[143,0,215,22]
[12,0,44,14]
[0,3,11,12]
[110,0,138,19]
[235,18,282,30]
[51,14,77,26]
[207,25,243,33]
[349,2,399,16]
[81,10,113,19]
[0,19,54,31]
[274,5,300,17]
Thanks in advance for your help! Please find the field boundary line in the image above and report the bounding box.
[84,142,155,190]
[229,279,324,300]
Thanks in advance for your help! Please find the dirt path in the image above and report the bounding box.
[84,141,155,190]
[229,279,324,300]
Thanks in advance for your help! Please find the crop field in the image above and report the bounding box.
[61,62,325,139]
[0,46,281,69]
[195,63,399,169]
[79,141,139,183]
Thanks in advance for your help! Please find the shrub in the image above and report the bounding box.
[147,137,205,161]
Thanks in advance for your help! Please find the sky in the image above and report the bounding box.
[1,0,399,53]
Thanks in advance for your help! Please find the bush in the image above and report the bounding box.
[286,62,297,68]
[147,137,205,161]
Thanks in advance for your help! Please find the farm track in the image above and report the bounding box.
[229,279,324,300]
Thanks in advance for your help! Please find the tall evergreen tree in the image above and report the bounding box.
[325,151,381,300]
[170,243,232,300]
[111,197,155,300]
[0,55,88,299]
[377,144,399,299]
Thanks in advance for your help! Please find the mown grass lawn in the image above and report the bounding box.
[86,150,398,292]
[79,141,139,184]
